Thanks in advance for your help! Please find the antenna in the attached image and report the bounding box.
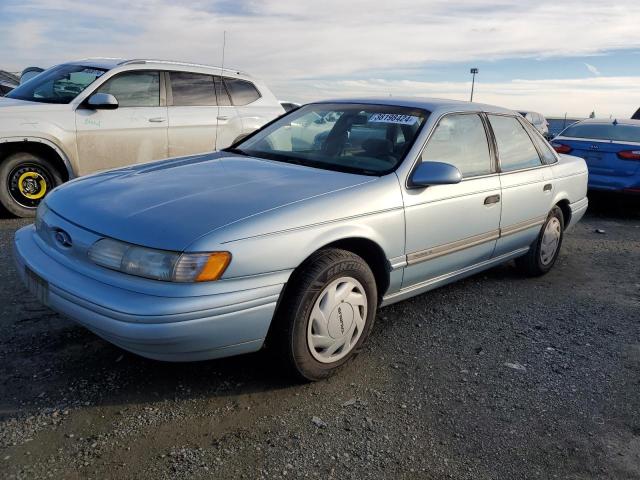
[215,31,227,151]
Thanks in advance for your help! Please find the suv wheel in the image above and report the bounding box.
[0,152,62,217]
[271,248,377,381]
[516,206,564,276]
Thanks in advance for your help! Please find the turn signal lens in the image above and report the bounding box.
[196,253,232,282]
[173,252,231,282]
[551,142,572,154]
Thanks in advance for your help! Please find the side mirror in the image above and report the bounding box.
[86,93,118,110]
[408,161,462,188]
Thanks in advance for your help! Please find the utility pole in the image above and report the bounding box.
[470,68,479,102]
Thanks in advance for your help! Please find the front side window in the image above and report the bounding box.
[169,72,216,106]
[420,113,493,177]
[224,78,260,106]
[97,71,159,107]
[488,115,542,171]
[229,103,429,175]
[7,64,106,104]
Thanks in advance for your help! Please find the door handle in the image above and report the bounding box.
[148,117,166,123]
[543,183,552,192]
[484,194,500,205]
[217,116,229,121]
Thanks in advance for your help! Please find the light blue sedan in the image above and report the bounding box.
[14,98,589,381]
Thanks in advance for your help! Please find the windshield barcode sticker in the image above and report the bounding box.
[369,113,418,125]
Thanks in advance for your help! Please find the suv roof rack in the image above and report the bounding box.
[119,59,248,76]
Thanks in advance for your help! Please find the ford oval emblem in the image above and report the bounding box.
[54,229,73,248]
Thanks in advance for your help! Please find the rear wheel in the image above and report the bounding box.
[271,248,377,381]
[0,152,62,217]
[516,206,564,276]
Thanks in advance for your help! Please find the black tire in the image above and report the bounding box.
[0,152,63,217]
[516,206,565,276]
[270,248,378,382]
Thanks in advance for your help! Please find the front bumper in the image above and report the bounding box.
[14,225,284,361]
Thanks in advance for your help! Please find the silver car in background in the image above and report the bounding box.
[519,110,550,138]
[0,58,284,217]
[14,98,588,381]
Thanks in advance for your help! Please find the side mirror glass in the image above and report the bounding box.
[86,93,118,110]
[408,161,462,188]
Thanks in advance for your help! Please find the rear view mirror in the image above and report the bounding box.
[352,114,369,125]
[86,93,118,110]
[408,161,462,188]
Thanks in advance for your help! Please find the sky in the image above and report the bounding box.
[1,0,640,118]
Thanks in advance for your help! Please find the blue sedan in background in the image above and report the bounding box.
[552,119,640,194]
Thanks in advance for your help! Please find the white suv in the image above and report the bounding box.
[0,58,284,217]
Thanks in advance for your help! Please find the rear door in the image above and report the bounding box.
[488,114,553,257]
[75,70,168,174]
[166,71,242,156]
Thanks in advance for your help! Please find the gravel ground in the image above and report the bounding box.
[1,192,639,480]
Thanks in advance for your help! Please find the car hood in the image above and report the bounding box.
[0,97,70,113]
[47,153,376,251]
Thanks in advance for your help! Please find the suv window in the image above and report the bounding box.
[214,76,231,106]
[421,113,493,177]
[488,115,542,171]
[97,71,159,107]
[170,72,216,106]
[224,78,260,106]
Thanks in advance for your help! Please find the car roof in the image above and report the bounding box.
[309,97,515,115]
[66,58,249,76]
[569,118,640,127]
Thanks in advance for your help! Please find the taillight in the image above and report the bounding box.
[551,142,572,154]
[617,150,640,160]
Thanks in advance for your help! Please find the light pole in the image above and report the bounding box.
[470,68,479,102]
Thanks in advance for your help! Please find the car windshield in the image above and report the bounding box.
[560,122,640,143]
[7,64,107,104]
[229,103,430,175]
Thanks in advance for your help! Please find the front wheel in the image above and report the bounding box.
[516,206,564,276]
[271,248,378,381]
[0,152,62,217]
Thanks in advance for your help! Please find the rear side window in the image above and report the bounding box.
[169,72,216,106]
[529,129,557,164]
[560,123,640,143]
[421,113,493,177]
[97,71,159,107]
[488,115,542,171]
[214,76,231,106]
[224,78,260,106]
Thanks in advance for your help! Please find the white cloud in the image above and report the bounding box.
[274,76,640,119]
[1,0,639,116]
[0,20,47,50]
[585,63,601,76]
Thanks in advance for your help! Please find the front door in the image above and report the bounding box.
[75,70,168,175]
[402,112,501,287]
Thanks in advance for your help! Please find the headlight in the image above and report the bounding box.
[88,238,231,282]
